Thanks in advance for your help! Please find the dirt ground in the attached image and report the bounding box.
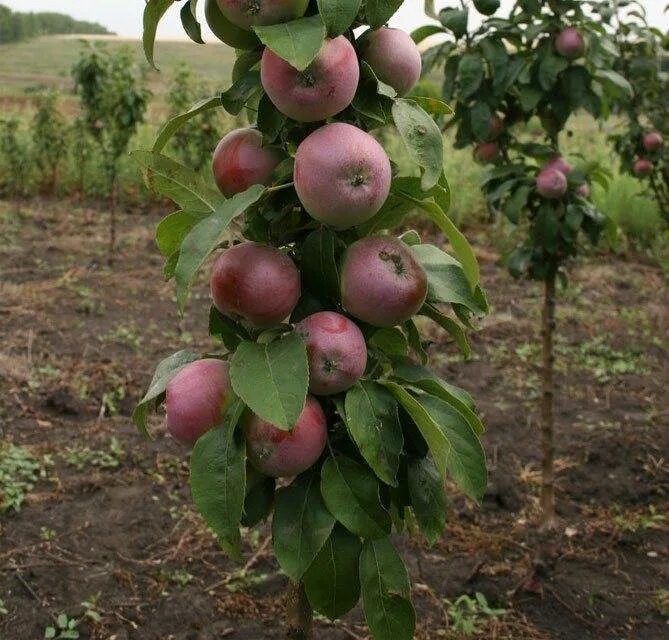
[1,199,667,640]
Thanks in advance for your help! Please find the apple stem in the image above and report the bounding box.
[267,182,294,193]
[286,581,312,639]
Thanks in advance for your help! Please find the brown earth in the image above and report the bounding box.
[0,199,667,640]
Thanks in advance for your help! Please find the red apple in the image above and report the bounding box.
[295,311,367,395]
[210,242,300,328]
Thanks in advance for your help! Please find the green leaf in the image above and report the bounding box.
[232,49,263,82]
[595,69,634,99]
[538,51,568,90]
[408,456,447,544]
[421,304,470,358]
[386,383,486,500]
[133,350,200,436]
[470,101,493,142]
[220,70,262,115]
[317,0,361,37]
[272,472,335,581]
[366,0,404,29]
[174,185,266,311]
[392,98,443,190]
[457,52,484,99]
[404,320,428,364]
[303,524,362,619]
[411,244,488,316]
[359,538,416,640]
[152,96,222,153]
[242,470,275,527]
[131,150,222,214]
[321,456,392,538]
[411,24,445,44]
[504,184,532,224]
[190,397,247,558]
[370,328,409,357]
[209,306,249,352]
[181,0,204,44]
[473,0,500,15]
[301,227,340,302]
[230,332,309,430]
[143,0,174,69]
[155,211,202,257]
[345,381,404,486]
[253,14,326,71]
[391,359,484,435]
[393,192,480,290]
[257,94,286,144]
[439,7,468,39]
[409,96,453,116]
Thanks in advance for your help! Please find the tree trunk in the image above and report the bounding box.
[285,582,312,640]
[108,174,117,267]
[540,272,557,528]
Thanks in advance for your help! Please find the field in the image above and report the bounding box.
[1,32,668,640]
[0,199,667,639]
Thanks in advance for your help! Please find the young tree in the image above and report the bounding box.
[167,63,221,171]
[419,0,623,526]
[135,1,489,638]
[72,43,151,263]
[30,91,68,195]
[607,2,668,216]
[0,117,30,205]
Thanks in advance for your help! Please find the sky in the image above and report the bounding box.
[3,0,668,40]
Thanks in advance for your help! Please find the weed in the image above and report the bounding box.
[101,385,126,417]
[100,322,142,349]
[443,592,506,636]
[44,613,79,639]
[613,505,666,533]
[40,526,57,541]
[0,443,42,512]
[0,598,8,616]
[652,589,669,617]
[576,336,648,383]
[81,594,103,624]
[169,569,194,587]
[61,438,124,471]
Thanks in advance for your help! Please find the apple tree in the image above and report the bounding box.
[606,1,668,216]
[134,1,489,639]
[418,0,624,526]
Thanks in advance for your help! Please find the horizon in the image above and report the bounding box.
[2,1,668,41]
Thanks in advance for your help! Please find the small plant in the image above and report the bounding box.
[0,443,42,513]
[0,118,30,200]
[81,594,103,624]
[0,598,8,616]
[613,505,666,533]
[444,592,506,636]
[40,526,57,541]
[44,613,79,640]
[61,438,124,471]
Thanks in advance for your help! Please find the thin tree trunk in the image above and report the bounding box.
[108,174,117,266]
[285,582,312,640]
[540,272,557,528]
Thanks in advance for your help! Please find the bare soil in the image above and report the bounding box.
[1,199,667,640]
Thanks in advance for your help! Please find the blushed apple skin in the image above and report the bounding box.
[633,158,654,177]
[360,27,422,96]
[488,114,504,140]
[166,359,232,447]
[295,311,367,395]
[536,168,568,199]
[216,0,308,30]
[210,242,300,328]
[576,182,591,198]
[260,37,359,122]
[212,128,282,197]
[543,155,573,176]
[555,27,586,59]
[474,142,500,164]
[642,132,664,153]
[294,123,391,230]
[341,236,428,328]
[245,396,327,477]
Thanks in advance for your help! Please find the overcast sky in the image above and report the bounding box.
[4,0,668,39]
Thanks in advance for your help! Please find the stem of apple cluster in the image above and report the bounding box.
[285,581,313,639]
[267,182,294,193]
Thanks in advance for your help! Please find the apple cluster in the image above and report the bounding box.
[633,132,663,178]
[165,0,429,477]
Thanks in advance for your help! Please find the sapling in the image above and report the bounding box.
[135,2,490,638]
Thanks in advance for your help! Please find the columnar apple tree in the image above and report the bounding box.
[135,1,489,638]
[606,1,667,215]
[419,0,623,526]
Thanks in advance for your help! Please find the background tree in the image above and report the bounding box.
[72,43,151,263]
[167,63,221,171]
[135,1,490,638]
[607,1,668,216]
[418,0,625,527]
[30,91,67,195]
